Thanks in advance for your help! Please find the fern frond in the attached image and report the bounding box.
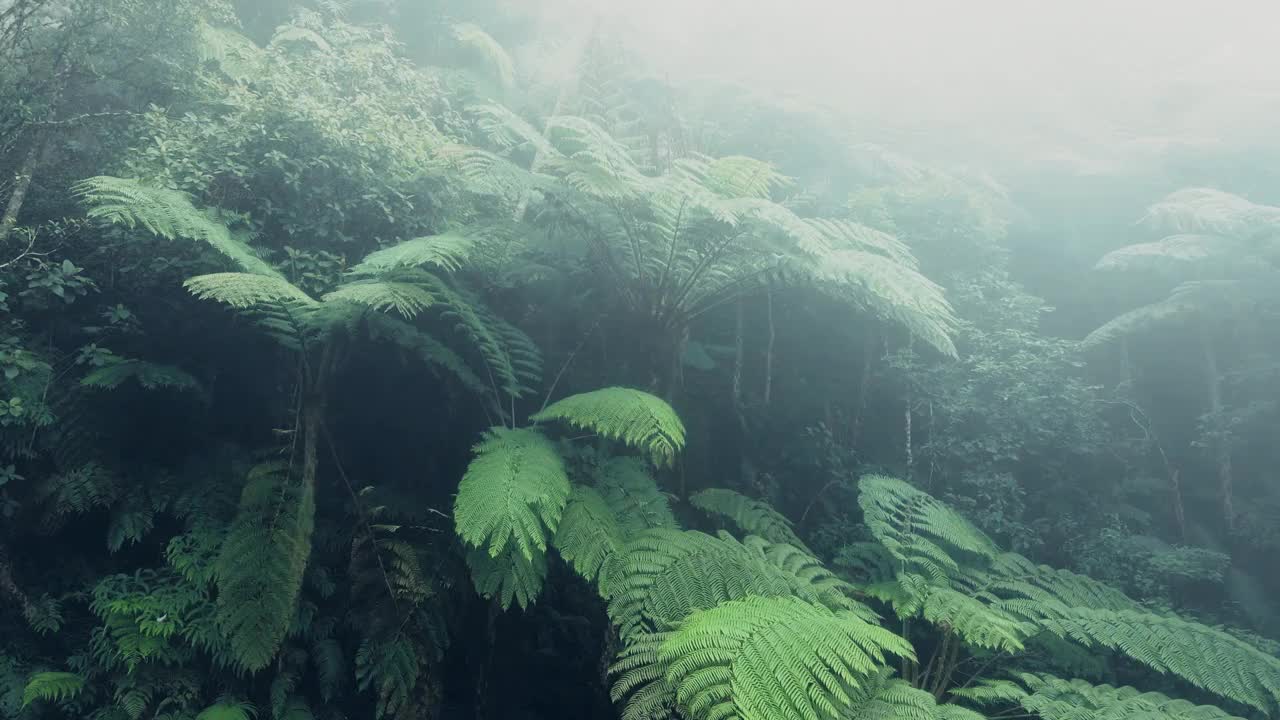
[1095,234,1240,273]
[81,359,201,393]
[349,234,476,275]
[958,673,1248,720]
[268,25,332,53]
[74,176,277,276]
[701,156,793,199]
[452,23,515,89]
[454,427,570,561]
[214,462,315,671]
[1144,188,1280,238]
[360,313,488,396]
[532,387,686,467]
[799,250,959,358]
[21,672,85,707]
[657,596,913,720]
[323,278,441,319]
[195,698,257,720]
[554,486,625,588]
[465,545,548,610]
[690,487,809,551]
[470,104,559,158]
[594,457,677,534]
[184,273,316,310]
[1036,609,1280,714]
[355,636,419,720]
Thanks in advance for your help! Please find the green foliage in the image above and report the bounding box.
[214,463,316,672]
[195,699,258,720]
[957,673,1247,720]
[184,273,317,310]
[554,486,625,586]
[690,487,810,551]
[21,672,85,708]
[533,387,687,466]
[80,359,201,392]
[454,428,569,608]
[73,177,278,277]
[349,234,476,275]
[593,457,677,533]
[656,596,913,720]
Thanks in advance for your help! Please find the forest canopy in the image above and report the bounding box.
[2,1,1279,720]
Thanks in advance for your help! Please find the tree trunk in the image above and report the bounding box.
[0,541,34,619]
[1199,320,1234,529]
[0,131,43,247]
[851,336,874,450]
[763,289,774,407]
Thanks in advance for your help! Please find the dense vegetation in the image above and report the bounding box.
[3,1,1278,719]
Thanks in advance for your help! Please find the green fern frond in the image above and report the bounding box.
[452,23,515,89]
[81,359,201,393]
[859,474,998,575]
[454,427,570,561]
[360,313,488,396]
[594,457,677,534]
[1095,234,1241,273]
[807,218,919,269]
[21,672,85,708]
[74,176,277,276]
[323,278,441,319]
[466,545,548,610]
[356,636,419,720]
[1035,609,1280,714]
[1081,283,1208,347]
[701,156,793,199]
[690,487,809,551]
[185,273,316,310]
[657,596,914,720]
[532,387,686,467]
[195,698,258,720]
[268,25,332,53]
[214,462,315,672]
[349,234,475,275]
[957,673,1247,720]
[1144,188,1280,238]
[470,104,559,158]
[800,250,958,358]
[554,486,625,588]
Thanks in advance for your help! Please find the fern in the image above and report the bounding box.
[355,636,419,720]
[451,23,515,89]
[554,486,625,587]
[197,23,266,82]
[690,487,809,551]
[195,699,258,720]
[184,272,316,310]
[594,457,677,533]
[957,673,1247,720]
[74,177,277,276]
[348,234,475,275]
[360,313,488,396]
[81,359,201,393]
[466,545,548,610]
[323,278,441,319]
[21,672,85,708]
[1095,234,1240,273]
[455,428,568,608]
[454,427,569,560]
[654,596,913,720]
[214,462,315,672]
[532,387,687,467]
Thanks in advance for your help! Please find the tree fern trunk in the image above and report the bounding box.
[1199,320,1234,530]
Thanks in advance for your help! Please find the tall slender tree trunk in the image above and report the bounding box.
[851,335,875,451]
[1199,320,1234,529]
[763,289,774,407]
[0,130,43,247]
[1121,338,1186,540]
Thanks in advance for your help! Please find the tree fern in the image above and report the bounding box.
[554,486,625,587]
[214,462,315,672]
[454,428,569,608]
[451,23,515,89]
[195,699,258,720]
[655,596,913,720]
[184,273,317,310]
[355,636,419,720]
[956,673,1248,720]
[593,457,677,533]
[81,359,201,393]
[323,278,441,319]
[74,176,277,277]
[690,487,810,551]
[348,234,475,275]
[532,387,686,467]
[21,672,85,708]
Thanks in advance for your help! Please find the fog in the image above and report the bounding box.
[508,0,1280,173]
